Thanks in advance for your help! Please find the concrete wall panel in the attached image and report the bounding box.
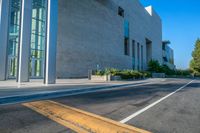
[57,0,132,78]
[56,0,163,78]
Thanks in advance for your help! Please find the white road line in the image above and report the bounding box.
[120,80,194,124]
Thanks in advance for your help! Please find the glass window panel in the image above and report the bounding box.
[7,0,21,78]
[30,0,47,78]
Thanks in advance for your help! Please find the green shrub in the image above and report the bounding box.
[94,65,192,79]
[117,70,144,79]
[148,60,162,73]
[93,68,148,79]
[105,68,119,76]
[133,71,143,79]
[94,70,105,76]
[118,70,134,79]
[160,65,175,75]
[93,65,193,79]
[148,60,192,77]
[141,71,152,78]
[175,69,191,76]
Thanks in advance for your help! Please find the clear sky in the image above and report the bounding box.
[140,0,200,69]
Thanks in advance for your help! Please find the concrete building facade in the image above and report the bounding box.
[0,0,163,83]
[57,0,163,78]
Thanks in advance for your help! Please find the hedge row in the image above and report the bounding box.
[94,68,151,79]
[148,60,191,76]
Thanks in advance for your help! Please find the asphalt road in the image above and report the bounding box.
[0,104,75,133]
[0,78,199,133]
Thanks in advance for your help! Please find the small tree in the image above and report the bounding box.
[161,65,174,75]
[148,60,162,73]
[190,38,200,76]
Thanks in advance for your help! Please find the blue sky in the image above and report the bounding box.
[140,0,200,69]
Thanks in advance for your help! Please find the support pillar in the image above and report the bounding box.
[18,0,32,83]
[0,0,10,80]
[44,0,58,84]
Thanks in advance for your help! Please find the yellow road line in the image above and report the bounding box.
[23,100,151,133]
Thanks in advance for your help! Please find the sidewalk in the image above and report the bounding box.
[0,78,162,105]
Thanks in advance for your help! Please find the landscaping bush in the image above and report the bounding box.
[141,71,152,78]
[105,68,120,76]
[94,70,106,76]
[117,70,134,79]
[148,60,162,73]
[160,65,175,75]
[117,70,151,79]
[94,64,192,79]
[93,68,149,80]
[148,60,192,77]
[94,64,194,80]
[175,69,191,76]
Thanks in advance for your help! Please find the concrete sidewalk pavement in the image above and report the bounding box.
[0,78,163,105]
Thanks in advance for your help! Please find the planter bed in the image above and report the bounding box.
[90,75,122,81]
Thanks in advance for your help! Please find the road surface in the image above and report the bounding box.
[0,78,199,133]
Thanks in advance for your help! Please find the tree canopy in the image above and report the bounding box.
[190,38,200,76]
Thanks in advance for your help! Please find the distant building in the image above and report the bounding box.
[0,0,163,84]
[162,41,176,70]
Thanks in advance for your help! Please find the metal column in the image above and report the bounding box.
[17,0,32,83]
[44,0,58,84]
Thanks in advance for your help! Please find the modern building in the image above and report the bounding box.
[162,41,176,70]
[0,0,163,84]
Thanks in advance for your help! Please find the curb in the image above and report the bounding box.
[0,81,150,105]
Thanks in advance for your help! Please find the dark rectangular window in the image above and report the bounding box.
[132,40,135,57]
[146,39,152,65]
[141,45,143,70]
[124,20,129,37]
[137,43,140,70]
[132,40,135,69]
[118,7,124,17]
[162,44,166,50]
[124,38,129,56]
[124,20,129,56]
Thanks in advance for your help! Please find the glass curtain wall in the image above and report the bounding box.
[7,0,21,78]
[30,0,47,78]
[7,0,47,79]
